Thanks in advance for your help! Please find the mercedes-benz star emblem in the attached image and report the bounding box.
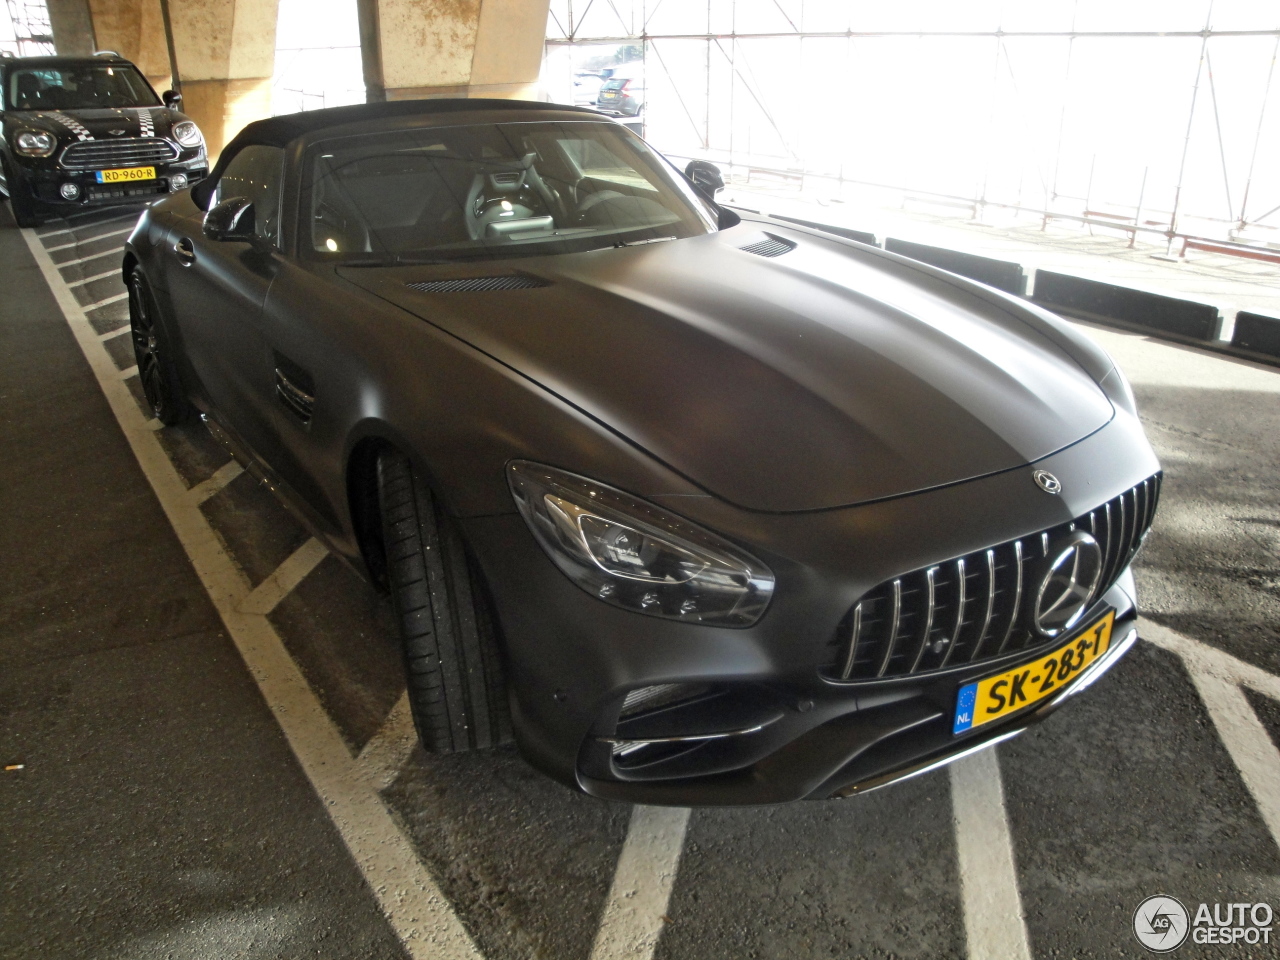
[1034,531,1103,637]
[1033,470,1062,494]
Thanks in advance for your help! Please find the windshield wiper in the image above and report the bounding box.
[612,236,677,248]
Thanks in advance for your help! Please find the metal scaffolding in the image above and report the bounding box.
[545,1,1280,255]
[3,0,54,56]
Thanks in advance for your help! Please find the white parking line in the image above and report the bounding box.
[240,537,329,615]
[950,748,1033,960]
[57,246,124,267]
[188,459,244,505]
[357,692,420,791]
[45,226,133,253]
[22,227,483,960]
[86,291,129,310]
[37,212,137,239]
[119,364,138,380]
[68,268,118,288]
[1141,619,1280,852]
[589,805,690,960]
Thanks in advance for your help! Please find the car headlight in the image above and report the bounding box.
[15,131,56,157]
[508,461,775,626]
[172,121,203,147]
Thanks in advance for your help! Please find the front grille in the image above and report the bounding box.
[406,274,550,293]
[61,138,178,170]
[824,474,1161,682]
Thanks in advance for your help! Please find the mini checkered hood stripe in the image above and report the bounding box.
[138,110,155,137]
[42,112,93,141]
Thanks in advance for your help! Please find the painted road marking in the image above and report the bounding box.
[22,227,483,960]
[240,537,330,615]
[87,291,129,310]
[357,692,420,791]
[36,211,137,239]
[46,226,133,253]
[1142,619,1280,852]
[188,459,244,505]
[950,747,1033,960]
[590,805,691,960]
[57,246,125,267]
[68,268,119,288]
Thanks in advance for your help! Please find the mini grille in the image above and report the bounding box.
[824,473,1161,682]
[61,138,178,170]
[406,275,550,293]
[740,235,796,258]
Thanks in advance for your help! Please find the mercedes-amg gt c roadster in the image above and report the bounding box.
[122,99,1160,805]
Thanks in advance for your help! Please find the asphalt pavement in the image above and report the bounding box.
[2,198,1279,960]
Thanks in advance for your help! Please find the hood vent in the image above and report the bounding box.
[406,274,551,293]
[739,234,796,258]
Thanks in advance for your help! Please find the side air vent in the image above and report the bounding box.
[739,234,796,258]
[406,274,551,293]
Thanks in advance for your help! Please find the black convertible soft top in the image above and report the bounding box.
[193,98,601,208]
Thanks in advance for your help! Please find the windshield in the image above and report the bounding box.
[7,65,160,111]
[304,120,718,263]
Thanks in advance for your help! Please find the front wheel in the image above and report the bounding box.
[376,449,511,753]
[128,270,192,425]
[1,158,41,228]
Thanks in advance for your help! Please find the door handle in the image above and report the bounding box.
[174,237,195,266]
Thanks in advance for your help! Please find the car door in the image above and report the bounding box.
[164,144,285,461]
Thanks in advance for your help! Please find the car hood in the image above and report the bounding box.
[340,226,1114,512]
[14,106,180,140]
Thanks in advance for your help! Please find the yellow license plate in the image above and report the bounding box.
[95,166,156,183]
[953,610,1114,734]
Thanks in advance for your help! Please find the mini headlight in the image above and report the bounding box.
[15,131,56,157]
[508,461,775,626]
[172,121,203,147]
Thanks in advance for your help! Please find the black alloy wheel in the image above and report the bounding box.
[128,270,192,425]
[376,448,511,753]
[1,157,41,228]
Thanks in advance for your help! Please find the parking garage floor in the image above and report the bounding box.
[3,201,1280,960]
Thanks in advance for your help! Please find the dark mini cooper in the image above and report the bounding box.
[0,52,208,227]
[122,99,1160,805]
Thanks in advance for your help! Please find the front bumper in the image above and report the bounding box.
[10,152,208,209]
[463,408,1159,805]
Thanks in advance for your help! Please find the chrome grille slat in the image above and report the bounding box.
[839,602,863,680]
[939,558,967,667]
[996,540,1024,654]
[61,138,178,170]
[823,473,1161,682]
[908,567,939,672]
[875,579,903,678]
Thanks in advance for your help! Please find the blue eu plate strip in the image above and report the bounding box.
[953,682,977,735]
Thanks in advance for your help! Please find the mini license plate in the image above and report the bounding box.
[95,166,156,183]
[953,610,1115,734]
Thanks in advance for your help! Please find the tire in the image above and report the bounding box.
[128,270,193,425]
[2,158,41,228]
[376,449,511,753]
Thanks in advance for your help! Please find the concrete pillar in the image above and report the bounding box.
[164,0,280,159]
[47,0,97,56]
[85,0,173,95]
[358,0,551,102]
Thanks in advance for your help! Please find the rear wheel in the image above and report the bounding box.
[376,449,511,753]
[128,270,192,425]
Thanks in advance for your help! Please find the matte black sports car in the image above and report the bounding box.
[122,99,1160,805]
[0,52,208,227]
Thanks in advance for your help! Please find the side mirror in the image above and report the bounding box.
[163,89,183,109]
[203,197,256,243]
[685,159,725,200]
